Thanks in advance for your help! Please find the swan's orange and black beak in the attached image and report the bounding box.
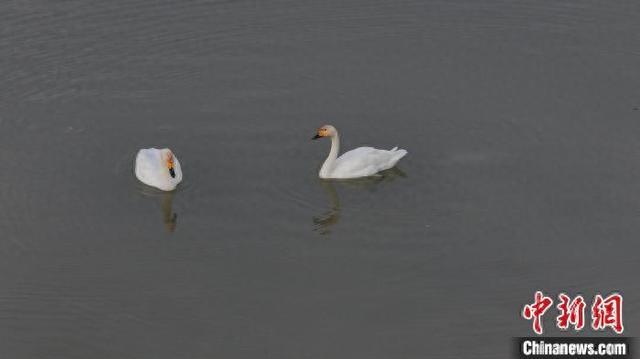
[167,156,176,178]
[312,134,321,140]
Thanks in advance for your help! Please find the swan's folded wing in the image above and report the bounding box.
[333,146,406,177]
[135,149,160,185]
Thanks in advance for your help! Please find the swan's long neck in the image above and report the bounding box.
[319,133,340,178]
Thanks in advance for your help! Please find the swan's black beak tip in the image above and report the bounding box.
[169,168,176,178]
[312,134,321,140]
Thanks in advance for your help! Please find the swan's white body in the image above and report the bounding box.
[314,125,407,179]
[135,148,183,191]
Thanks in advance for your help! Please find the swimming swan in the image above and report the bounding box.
[312,125,407,179]
[135,148,183,191]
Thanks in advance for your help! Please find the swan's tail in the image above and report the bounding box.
[388,146,408,165]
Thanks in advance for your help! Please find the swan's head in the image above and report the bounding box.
[312,125,337,140]
[162,149,176,178]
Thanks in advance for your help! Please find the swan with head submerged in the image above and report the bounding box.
[135,148,183,191]
[312,125,407,179]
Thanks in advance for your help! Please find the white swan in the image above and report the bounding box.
[312,125,407,179]
[135,148,183,191]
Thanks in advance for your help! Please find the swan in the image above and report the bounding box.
[135,148,183,191]
[312,125,407,179]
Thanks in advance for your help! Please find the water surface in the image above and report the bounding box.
[1,1,639,358]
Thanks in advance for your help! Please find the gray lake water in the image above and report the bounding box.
[1,1,639,358]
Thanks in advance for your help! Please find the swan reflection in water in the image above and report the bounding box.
[313,167,406,235]
[161,191,178,232]
[313,180,341,235]
[139,186,178,233]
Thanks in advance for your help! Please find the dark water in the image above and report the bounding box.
[1,0,639,357]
